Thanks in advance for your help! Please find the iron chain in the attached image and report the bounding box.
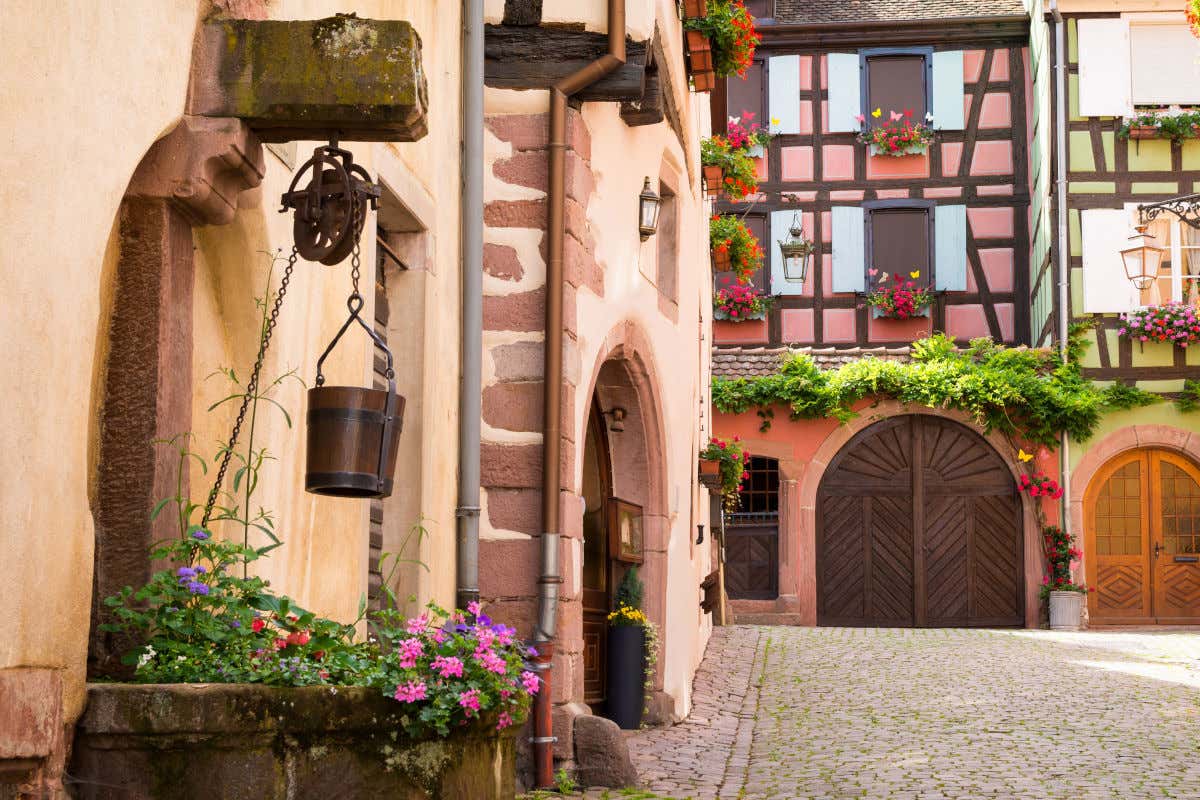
[201,248,299,528]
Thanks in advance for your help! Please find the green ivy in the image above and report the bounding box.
[711,333,1162,448]
[1176,380,1200,413]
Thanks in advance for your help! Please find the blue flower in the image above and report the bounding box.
[186,581,210,595]
[194,565,207,574]
[191,529,211,541]
[229,620,241,629]
[176,567,196,578]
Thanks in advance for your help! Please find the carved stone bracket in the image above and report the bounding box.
[125,116,265,227]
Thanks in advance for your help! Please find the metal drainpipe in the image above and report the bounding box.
[456,0,484,610]
[1051,0,1073,536]
[532,0,626,788]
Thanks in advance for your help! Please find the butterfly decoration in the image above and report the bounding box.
[871,108,882,118]
[909,270,920,279]
[1018,449,1034,463]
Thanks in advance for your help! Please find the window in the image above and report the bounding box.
[655,181,678,303]
[861,48,931,124]
[865,202,933,288]
[1125,205,1200,307]
[725,59,764,129]
[1129,20,1200,106]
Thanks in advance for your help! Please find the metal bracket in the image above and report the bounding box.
[1138,193,1200,230]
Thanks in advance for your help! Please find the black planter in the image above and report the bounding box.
[605,625,646,730]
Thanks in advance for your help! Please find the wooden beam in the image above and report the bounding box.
[485,25,648,102]
[760,16,1029,50]
[620,68,664,127]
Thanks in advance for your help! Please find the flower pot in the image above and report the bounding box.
[711,246,732,272]
[692,69,716,93]
[714,308,767,322]
[703,164,724,197]
[605,624,646,730]
[306,385,404,498]
[682,0,708,18]
[1048,590,1084,631]
[870,304,932,319]
[1128,125,1161,140]
[868,142,930,157]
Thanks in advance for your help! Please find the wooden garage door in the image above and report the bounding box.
[817,416,1024,627]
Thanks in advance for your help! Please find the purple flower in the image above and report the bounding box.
[229,620,241,629]
[176,567,196,578]
[194,565,207,574]
[191,529,211,541]
[186,581,209,595]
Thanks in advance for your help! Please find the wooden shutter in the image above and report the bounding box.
[1078,19,1132,117]
[934,204,967,291]
[831,206,866,293]
[770,209,804,296]
[827,52,862,133]
[768,55,801,135]
[1081,208,1138,313]
[931,50,965,130]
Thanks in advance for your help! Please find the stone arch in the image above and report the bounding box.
[578,320,670,700]
[793,402,1043,627]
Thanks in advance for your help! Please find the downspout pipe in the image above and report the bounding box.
[1051,0,1073,536]
[457,0,484,610]
[533,0,625,788]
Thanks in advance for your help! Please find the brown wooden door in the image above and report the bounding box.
[581,408,612,706]
[817,416,1023,627]
[1087,450,1200,624]
[725,525,779,599]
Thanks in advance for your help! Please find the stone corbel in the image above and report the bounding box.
[124,115,265,227]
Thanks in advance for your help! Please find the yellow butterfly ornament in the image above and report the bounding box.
[1018,449,1033,463]
[909,270,920,279]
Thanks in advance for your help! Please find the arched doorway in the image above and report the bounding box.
[817,415,1024,627]
[1084,449,1200,625]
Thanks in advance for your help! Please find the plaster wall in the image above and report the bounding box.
[476,0,714,722]
[0,0,461,751]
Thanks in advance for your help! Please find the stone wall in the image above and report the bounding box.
[69,684,515,800]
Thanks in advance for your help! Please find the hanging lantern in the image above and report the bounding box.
[281,143,404,499]
[1119,224,1166,290]
[638,177,662,241]
[777,212,815,284]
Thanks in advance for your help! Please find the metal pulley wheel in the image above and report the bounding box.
[279,143,380,266]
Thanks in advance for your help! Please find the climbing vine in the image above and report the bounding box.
[711,330,1163,449]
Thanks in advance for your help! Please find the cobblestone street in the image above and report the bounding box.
[570,625,1200,800]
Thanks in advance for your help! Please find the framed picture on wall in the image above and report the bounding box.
[608,499,644,564]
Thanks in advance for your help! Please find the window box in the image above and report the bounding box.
[870,302,932,320]
[683,0,708,18]
[702,164,724,196]
[867,140,932,157]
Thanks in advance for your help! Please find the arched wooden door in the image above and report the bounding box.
[1085,449,1200,625]
[817,416,1024,627]
[581,405,613,706]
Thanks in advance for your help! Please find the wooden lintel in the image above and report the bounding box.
[485,25,648,102]
[620,69,665,127]
[759,16,1030,50]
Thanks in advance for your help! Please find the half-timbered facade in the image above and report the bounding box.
[1052,1,1200,626]
[710,0,1046,628]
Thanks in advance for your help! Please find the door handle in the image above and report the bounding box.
[1154,542,1164,559]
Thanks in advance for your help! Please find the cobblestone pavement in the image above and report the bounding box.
[561,625,1200,800]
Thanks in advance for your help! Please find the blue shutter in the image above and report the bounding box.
[826,53,861,133]
[934,204,968,292]
[831,206,866,293]
[770,210,804,296]
[768,55,801,135]
[931,51,965,130]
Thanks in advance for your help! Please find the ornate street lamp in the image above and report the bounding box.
[1120,224,1166,290]
[1124,193,1200,289]
[777,212,815,284]
[638,177,662,241]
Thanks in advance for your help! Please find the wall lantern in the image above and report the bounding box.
[777,212,815,284]
[638,177,662,241]
[1124,194,1200,289]
[1119,224,1165,290]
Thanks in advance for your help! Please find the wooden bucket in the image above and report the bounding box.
[306,385,405,498]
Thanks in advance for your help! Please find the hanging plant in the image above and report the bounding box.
[699,436,749,510]
[1019,471,1064,500]
[1117,108,1200,142]
[863,269,934,320]
[701,135,760,200]
[711,329,1161,448]
[682,0,760,79]
[1039,525,1089,600]
[1188,0,1200,39]
[1119,301,1200,347]
[714,283,773,322]
[710,214,764,283]
[855,109,936,156]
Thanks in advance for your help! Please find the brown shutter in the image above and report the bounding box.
[866,55,926,121]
